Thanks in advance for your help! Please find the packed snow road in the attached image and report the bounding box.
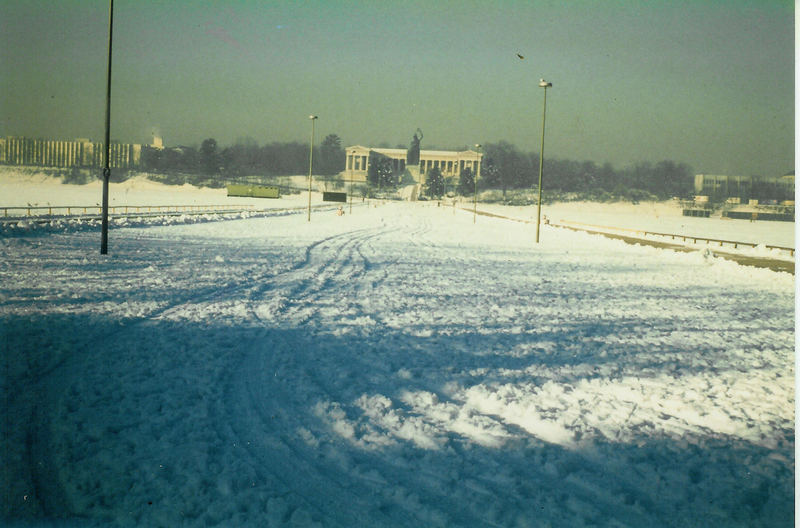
[1,202,794,527]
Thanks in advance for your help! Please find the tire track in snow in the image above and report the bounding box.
[217,218,455,526]
[23,226,386,521]
[215,223,409,525]
[218,213,538,526]
[245,227,396,327]
[225,211,671,526]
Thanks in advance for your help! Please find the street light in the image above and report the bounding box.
[100,0,114,254]
[473,144,481,223]
[307,115,318,222]
[535,79,552,243]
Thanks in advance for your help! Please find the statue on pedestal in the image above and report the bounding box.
[407,128,423,166]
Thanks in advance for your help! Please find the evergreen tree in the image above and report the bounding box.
[368,156,394,189]
[458,167,474,196]
[319,134,345,175]
[425,166,445,198]
[199,138,220,175]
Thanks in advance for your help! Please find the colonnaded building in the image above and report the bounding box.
[0,136,142,169]
[343,145,482,185]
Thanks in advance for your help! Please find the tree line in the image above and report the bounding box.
[476,141,694,202]
[414,141,693,201]
[372,140,694,201]
[140,134,346,182]
[140,135,694,200]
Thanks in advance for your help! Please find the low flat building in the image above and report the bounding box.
[694,173,794,203]
[344,145,482,184]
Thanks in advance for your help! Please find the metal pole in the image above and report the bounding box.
[101,0,114,254]
[307,115,317,222]
[535,81,551,244]
[473,171,477,223]
[473,144,481,223]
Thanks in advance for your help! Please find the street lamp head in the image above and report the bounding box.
[309,115,318,120]
[539,79,552,88]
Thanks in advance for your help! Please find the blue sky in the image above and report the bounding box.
[1,0,794,175]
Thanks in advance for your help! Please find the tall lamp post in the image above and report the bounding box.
[473,144,481,223]
[307,115,318,222]
[100,0,114,254]
[535,79,552,243]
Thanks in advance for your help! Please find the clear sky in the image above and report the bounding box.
[0,0,794,176]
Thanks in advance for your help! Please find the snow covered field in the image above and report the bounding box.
[478,201,795,256]
[1,175,795,527]
[0,169,309,209]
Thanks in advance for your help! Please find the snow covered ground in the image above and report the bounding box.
[0,169,329,235]
[1,174,795,527]
[0,169,310,209]
[477,201,795,260]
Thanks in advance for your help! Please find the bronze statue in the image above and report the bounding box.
[407,128,423,165]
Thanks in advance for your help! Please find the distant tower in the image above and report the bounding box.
[152,133,163,150]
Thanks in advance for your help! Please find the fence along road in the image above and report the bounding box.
[0,203,344,226]
[462,206,795,275]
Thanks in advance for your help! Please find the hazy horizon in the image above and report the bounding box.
[1,1,794,176]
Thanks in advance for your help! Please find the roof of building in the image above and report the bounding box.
[421,149,481,157]
[371,148,407,156]
[345,146,481,158]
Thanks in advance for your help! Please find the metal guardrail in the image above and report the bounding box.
[638,230,794,255]
[0,203,345,226]
[454,206,793,272]
[457,209,795,257]
[2,204,256,217]
[555,220,795,256]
